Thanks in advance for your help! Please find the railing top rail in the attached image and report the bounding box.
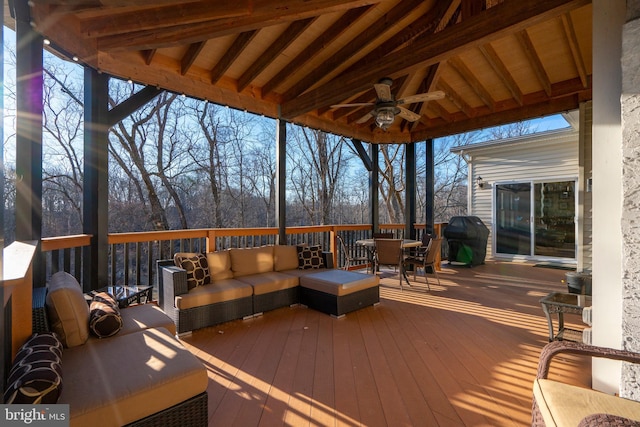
[41,234,92,251]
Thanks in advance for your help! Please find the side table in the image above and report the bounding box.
[85,285,153,308]
[540,292,592,342]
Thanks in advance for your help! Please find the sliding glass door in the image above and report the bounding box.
[495,180,575,259]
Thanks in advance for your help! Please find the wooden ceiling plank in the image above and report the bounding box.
[210,31,258,84]
[96,0,383,51]
[237,18,315,93]
[516,29,552,96]
[262,5,373,98]
[428,101,453,123]
[478,43,524,106]
[448,56,496,111]
[280,0,590,119]
[80,1,253,38]
[281,0,425,101]
[181,41,206,76]
[561,12,588,88]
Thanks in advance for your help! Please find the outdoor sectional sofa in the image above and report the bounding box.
[23,271,209,427]
[157,244,380,334]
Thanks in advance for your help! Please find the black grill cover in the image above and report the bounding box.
[443,216,490,266]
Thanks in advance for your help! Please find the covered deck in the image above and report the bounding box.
[180,261,590,426]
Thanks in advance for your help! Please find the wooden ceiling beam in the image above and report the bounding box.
[516,29,552,96]
[80,1,253,38]
[280,0,590,120]
[262,6,373,98]
[437,78,475,118]
[561,12,588,88]
[96,0,383,51]
[448,56,496,111]
[408,64,442,131]
[282,0,424,101]
[142,49,156,66]
[411,92,581,141]
[478,43,524,106]
[181,41,206,76]
[237,18,315,93]
[210,31,258,84]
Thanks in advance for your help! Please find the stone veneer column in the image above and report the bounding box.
[621,0,640,400]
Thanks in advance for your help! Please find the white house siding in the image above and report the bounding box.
[462,129,579,261]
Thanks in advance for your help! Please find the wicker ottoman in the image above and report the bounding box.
[299,270,380,317]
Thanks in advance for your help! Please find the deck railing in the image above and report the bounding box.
[41,223,442,290]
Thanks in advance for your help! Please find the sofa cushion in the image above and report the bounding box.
[533,378,640,426]
[230,246,274,277]
[297,245,325,269]
[236,272,300,296]
[4,332,63,404]
[273,245,299,271]
[89,292,123,338]
[45,271,90,348]
[59,327,208,426]
[206,250,234,281]
[115,303,177,337]
[174,252,211,290]
[175,279,253,310]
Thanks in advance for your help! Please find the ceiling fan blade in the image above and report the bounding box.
[373,83,393,102]
[397,106,421,122]
[355,111,374,124]
[397,90,445,105]
[330,102,375,108]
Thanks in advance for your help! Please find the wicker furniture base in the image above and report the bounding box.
[300,285,379,317]
[125,391,208,427]
[174,297,254,334]
[253,287,299,314]
[32,286,49,334]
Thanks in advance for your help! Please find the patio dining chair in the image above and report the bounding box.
[336,234,371,273]
[403,238,442,291]
[374,238,405,290]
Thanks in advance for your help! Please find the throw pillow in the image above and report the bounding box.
[4,332,63,404]
[89,292,123,338]
[45,271,90,348]
[174,253,211,290]
[297,245,325,269]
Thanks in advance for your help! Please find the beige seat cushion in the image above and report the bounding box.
[60,327,207,427]
[533,378,640,426]
[105,303,176,337]
[273,245,299,271]
[230,246,274,277]
[236,272,299,295]
[176,279,253,310]
[300,270,379,296]
[206,250,234,281]
[45,272,90,348]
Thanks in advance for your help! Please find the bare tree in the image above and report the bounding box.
[378,144,405,223]
[288,127,350,225]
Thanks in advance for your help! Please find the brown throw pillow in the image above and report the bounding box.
[89,292,123,338]
[174,253,212,289]
[4,332,63,404]
[297,245,325,269]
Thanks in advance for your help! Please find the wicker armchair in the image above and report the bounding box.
[532,340,640,426]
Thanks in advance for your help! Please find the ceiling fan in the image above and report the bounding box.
[331,77,445,130]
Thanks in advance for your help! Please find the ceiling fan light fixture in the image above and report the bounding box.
[375,108,395,130]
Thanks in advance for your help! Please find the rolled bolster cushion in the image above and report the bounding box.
[89,292,123,338]
[3,332,63,404]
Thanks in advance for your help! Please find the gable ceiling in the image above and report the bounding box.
[18,0,591,143]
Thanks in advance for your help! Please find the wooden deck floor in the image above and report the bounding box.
[180,261,591,426]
